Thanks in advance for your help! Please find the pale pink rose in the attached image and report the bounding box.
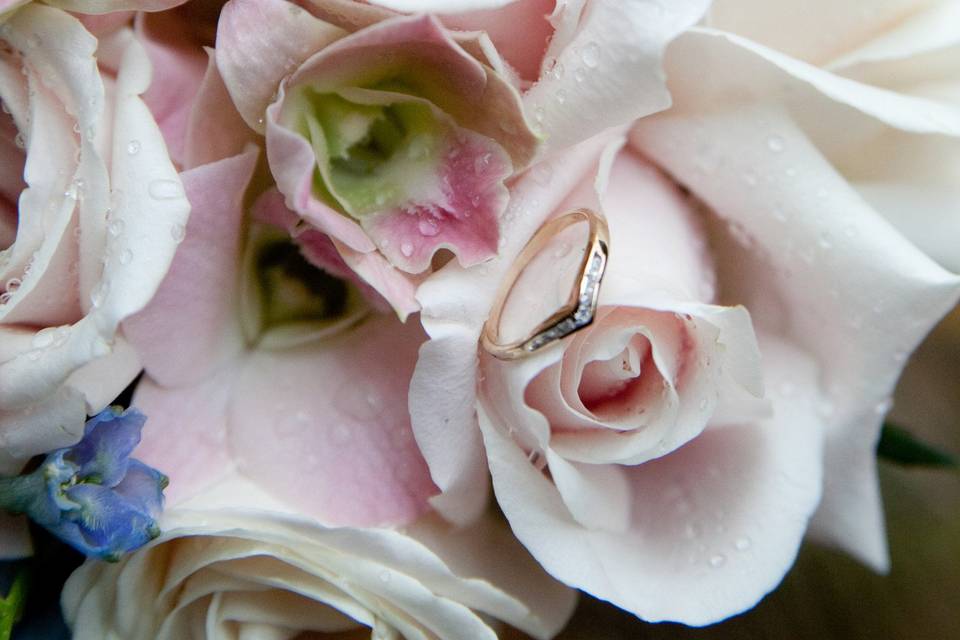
[0,5,188,556]
[94,66,577,637]
[214,0,710,316]
[409,17,960,622]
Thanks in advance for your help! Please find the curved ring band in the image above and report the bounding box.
[482,208,610,361]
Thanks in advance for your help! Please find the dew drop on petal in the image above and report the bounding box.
[580,41,600,68]
[766,135,785,153]
[735,537,752,551]
[90,281,109,308]
[418,218,439,237]
[32,327,57,349]
[474,153,492,176]
[118,249,133,265]
[148,179,183,200]
[400,242,414,257]
[708,554,727,568]
[126,140,141,155]
[170,223,186,244]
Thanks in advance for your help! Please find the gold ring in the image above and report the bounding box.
[482,208,609,360]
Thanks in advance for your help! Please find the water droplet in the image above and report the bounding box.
[735,537,752,551]
[4,277,21,293]
[148,179,183,200]
[555,89,567,104]
[126,140,141,155]
[86,125,95,140]
[256,117,265,126]
[766,135,785,153]
[580,41,600,68]
[378,570,391,583]
[574,67,586,82]
[708,554,727,568]
[90,281,109,308]
[698,397,709,410]
[32,327,57,349]
[533,106,545,123]
[474,153,492,175]
[14,132,25,149]
[170,223,186,244]
[118,248,133,265]
[418,218,439,237]
[0,292,11,305]
[107,218,125,237]
[553,242,571,259]
[400,242,414,257]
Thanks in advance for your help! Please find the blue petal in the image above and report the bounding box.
[55,483,160,561]
[113,459,167,520]
[63,407,146,488]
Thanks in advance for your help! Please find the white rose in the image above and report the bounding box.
[0,4,188,555]
[62,479,576,640]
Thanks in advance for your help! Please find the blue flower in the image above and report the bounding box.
[0,407,167,561]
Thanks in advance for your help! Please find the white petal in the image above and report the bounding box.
[632,102,960,569]
[480,336,824,625]
[524,0,711,156]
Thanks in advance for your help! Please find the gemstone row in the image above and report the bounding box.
[524,248,605,352]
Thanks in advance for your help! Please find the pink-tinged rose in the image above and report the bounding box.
[106,143,576,639]
[409,111,960,624]
[63,501,576,640]
[214,0,711,316]
[0,4,188,557]
[122,146,438,530]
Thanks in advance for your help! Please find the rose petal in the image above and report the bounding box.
[632,100,960,570]
[124,150,257,387]
[441,0,555,82]
[227,313,437,527]
[525,0,711,156]
[136,10,208,165]
[480,336,824,625]
[183,50,258,170]
[216,0,345,133]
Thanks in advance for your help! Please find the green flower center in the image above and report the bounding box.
[291,86,447,217]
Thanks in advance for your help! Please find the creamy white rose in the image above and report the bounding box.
[0,3,188,556]
[62,481,576,640]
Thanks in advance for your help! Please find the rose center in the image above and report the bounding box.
[291,85,447,217]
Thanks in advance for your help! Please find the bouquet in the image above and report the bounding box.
[0,1,957,638]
